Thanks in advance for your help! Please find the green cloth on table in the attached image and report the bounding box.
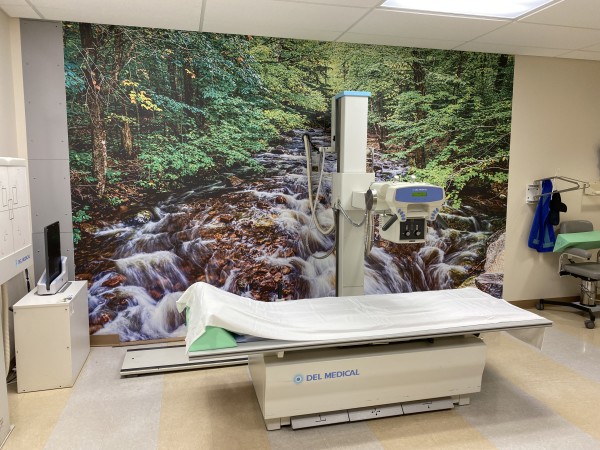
[553,231,600,253]
[186,308,238,352]
[188,326,237,352]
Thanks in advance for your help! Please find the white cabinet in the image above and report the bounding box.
[0,165,14,259]
[0,210,12,259]
[0,166,9,211]
[12,206,32,250]
[0,158,33,286]
[13,281,90,393]
[7,166,29,209]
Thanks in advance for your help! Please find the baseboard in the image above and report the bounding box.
[509,296,579,309]
[90,334,184,347]
[90,334,121,346]
[115,336,184,347]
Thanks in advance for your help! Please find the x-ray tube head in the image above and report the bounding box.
[370,181,445,244]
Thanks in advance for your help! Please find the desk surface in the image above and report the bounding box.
[13,280,86,308]
[553,231,600,253]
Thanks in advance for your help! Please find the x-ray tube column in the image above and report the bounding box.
[332,92,374,296]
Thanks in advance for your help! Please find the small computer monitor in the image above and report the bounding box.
[44,221,62,290]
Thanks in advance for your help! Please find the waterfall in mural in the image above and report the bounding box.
[81,130,500,341]
[64,24,513,342]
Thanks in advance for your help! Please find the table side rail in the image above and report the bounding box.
[187,319,551,361]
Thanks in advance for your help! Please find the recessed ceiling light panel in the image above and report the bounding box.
[380,0,555,19]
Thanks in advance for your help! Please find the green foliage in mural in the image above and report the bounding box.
[326,46,513,207]
[71,206,91,245]
[63,23,513,210]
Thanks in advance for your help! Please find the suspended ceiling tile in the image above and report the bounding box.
[561,50,600,61]
[203,0,366,40]
[0,4,41,18]
[338,32,462,50]
[471,22,600,50]
[273,0,382,7]
[520,0,600,30]
[348,9,508,42]
[454,41,567,57]
[32,0,204,31]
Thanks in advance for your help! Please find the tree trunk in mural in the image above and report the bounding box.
[121,119,134,157]
[113,27,137,157]
[64,25,514,341]
[183,66,194,107]
[79,23,108,197]
[495,54,510,93]
[411,49,427,169]
[454,52,465,98]
[372,95,387,150]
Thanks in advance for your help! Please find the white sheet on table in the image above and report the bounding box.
[176,282,550,351]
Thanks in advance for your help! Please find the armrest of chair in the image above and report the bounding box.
[564,247,593,260]
[558,248,595,274]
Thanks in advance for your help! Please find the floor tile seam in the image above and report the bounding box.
[503,330,600,385]
[546,317,600,346]
[431,400,515,449]
[6,389,72,450]
[486,338,600,440]
[555,330,600,342]
[457,367,600,449]
[543,338,600,384]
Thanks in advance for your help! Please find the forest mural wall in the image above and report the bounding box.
[64,23,514,342]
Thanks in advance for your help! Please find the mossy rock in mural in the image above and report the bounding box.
[64,23,512,342]
[475,273,504,299]
[122,208,155,226]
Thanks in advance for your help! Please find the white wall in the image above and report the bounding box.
[504,56,600,301]
[6,20,600,303]
[0,10,17,157]
[0,10,26,159]
[0,10,29,377]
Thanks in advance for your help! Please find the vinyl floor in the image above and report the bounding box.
[5,305,600,450]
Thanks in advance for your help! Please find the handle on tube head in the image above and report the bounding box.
[382,215,398,231]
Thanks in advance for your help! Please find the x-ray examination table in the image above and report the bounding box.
[172,283,552,430]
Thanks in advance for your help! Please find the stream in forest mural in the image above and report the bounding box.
[64,24,513,342]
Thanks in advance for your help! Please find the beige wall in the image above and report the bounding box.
[504,56,600,301]
[0,11,26,159]
[4,21,600,301]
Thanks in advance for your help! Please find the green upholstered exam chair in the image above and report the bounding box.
[536,220,600,329]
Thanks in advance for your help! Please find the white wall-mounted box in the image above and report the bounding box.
[13,281,90,393]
